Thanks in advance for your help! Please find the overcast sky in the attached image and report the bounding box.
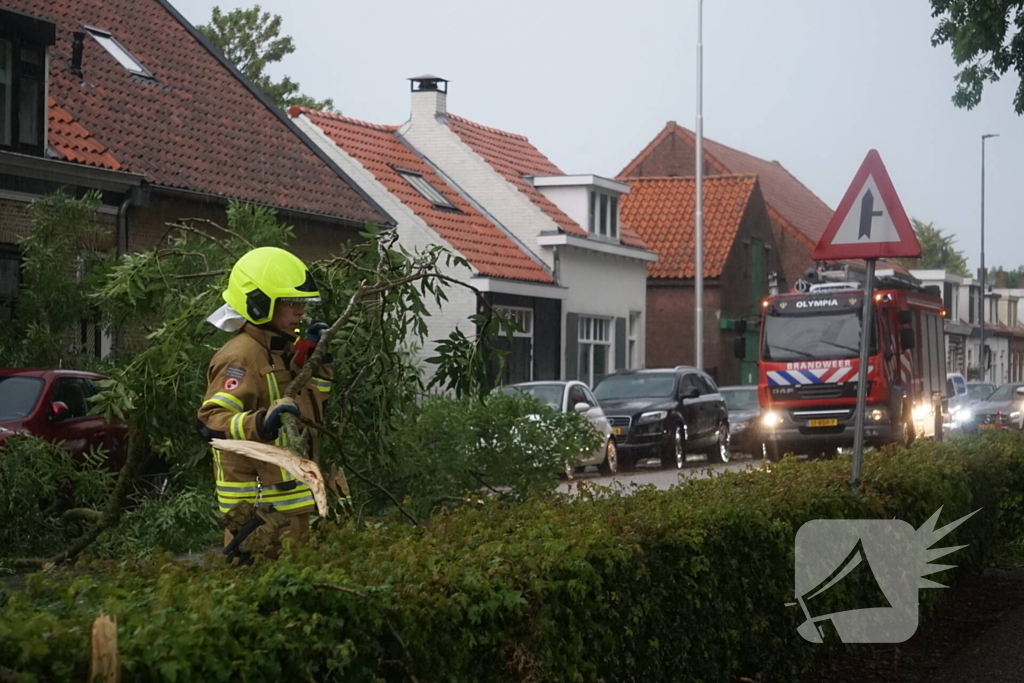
[174,0,1022,272]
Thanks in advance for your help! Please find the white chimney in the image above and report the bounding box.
[409,75,448,123]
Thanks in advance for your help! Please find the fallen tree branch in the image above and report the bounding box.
[209,438,329,517]
[297,415,421,528]
[61,508,103,525]
[314,583,420,683]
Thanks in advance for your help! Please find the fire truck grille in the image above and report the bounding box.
[794,385,844,400]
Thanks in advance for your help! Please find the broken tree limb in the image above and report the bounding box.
[90,614,120,683]
[209,438,329,517]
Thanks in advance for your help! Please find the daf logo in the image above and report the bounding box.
[796,299,839,309]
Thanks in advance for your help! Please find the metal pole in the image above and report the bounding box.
[694,0,704,369]
[980,133,998,382]
[980,136,986,383]
[851,259,876,487]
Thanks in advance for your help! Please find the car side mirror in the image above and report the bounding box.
[733,336,746,360]
[573,402,590,414]
[681,387,700,400]
[899,327,915,351]
[50,401,70,423]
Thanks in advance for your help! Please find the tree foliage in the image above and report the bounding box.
[896,218,970,276]
[931,1,1024,113]
[988,265,1024,288]
[197,5,335,112]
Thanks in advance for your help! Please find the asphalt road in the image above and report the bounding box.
[556,451,763,494]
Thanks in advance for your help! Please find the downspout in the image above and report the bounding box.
[114,193,131,353]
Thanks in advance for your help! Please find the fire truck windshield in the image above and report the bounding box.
[762,310,878,362]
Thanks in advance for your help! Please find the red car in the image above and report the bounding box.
[0,369,129,470]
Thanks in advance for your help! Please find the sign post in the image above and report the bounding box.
[812,150,921,487]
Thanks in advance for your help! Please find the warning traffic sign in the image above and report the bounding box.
[812,149,921,261]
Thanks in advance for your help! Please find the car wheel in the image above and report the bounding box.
[763,441,782,463]
[661,425,685,469]
[707,425,731,464]
[598,438,618,476]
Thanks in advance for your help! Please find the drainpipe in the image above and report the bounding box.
[114,193,131,353]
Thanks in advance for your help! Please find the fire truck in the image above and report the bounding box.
[739,267,946,458]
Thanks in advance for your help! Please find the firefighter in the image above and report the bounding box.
[197,246,335,560]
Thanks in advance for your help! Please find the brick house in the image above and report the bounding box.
[619,175,776,385]
[294,76,657,387]
[618,121,834,291]
[1,0,391,350]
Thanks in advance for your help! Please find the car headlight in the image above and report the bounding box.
[953,408,973,424]
[1012,412,1021,420]
[913,405,929,422]
[762,411,782,427]
[637,410,668,425]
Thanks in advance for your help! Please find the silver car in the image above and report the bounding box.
[498,381,618,475]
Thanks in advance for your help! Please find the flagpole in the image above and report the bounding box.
[694,0,705,369]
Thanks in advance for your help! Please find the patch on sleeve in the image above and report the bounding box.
[225,365,247,380]
[223,377,240,391]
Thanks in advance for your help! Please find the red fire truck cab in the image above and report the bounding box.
[749,270,946,457]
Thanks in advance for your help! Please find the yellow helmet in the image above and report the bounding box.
[223,247,320,325]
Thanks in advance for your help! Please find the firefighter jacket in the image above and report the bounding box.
[197,323,333,514]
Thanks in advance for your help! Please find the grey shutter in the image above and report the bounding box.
[565,313,579,381]
[615,316,627,370]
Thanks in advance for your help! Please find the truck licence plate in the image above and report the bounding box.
[980,424,1000,430]
[807,419,839,428]
[612,427,623,435]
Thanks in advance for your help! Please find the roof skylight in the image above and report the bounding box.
[84,26,151,78]
[398,170,456,209]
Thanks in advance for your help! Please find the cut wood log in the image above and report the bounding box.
[209,439,329,517]
[90,614,120,683]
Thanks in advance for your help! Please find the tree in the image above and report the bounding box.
[197,5,335,112]
[931,1,1024,114]
[895,219,970,276]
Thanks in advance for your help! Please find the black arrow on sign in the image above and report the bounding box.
[859,189,884,239]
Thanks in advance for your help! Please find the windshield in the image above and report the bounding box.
[762,311,878,362]
[985,384,1023,403]
[593,372,676,400]
[497,384,563,410]
[721,388,759,411]
[0,376,44,422]
[967,383,995,401]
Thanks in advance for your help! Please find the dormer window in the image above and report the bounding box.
[397,169,456,209]
[0,9,54,156]
[84,27,152,78]
[588,190,619,239]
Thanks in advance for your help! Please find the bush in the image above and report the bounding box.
[2,433,1024,682]
[0,434,115,559]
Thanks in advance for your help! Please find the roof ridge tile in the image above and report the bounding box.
[446,113,530,142]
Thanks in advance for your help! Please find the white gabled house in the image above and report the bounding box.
[397,76,656,387]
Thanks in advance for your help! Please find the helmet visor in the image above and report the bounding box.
[278,296,321,306]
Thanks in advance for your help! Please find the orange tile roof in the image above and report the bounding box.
[445,114,648,249]
[47,97,121,170]
[12,0,382,224]
[620,175,759,279]
[292,107,554,284]
[620,122,834,249]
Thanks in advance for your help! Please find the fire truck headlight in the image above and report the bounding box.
[913,405,929,422]
[762,411,783,428]
[870,408,886,422]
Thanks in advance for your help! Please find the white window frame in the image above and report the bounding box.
[578,315,611,387]
[85,27,152,78]
[587,190,620,241]
[628,310,641,368]
[497,306,533,338]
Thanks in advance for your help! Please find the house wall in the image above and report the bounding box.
[619,134,812,290]
[399,96,559,269]
[535,185,590,234]
[557,247,647,380]
[289,114,479,381]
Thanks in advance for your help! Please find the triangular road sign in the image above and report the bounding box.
[813,150,921,261]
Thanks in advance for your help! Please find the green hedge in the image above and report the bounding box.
[2,433,1024,682]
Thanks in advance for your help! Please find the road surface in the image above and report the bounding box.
[557,452,763,494]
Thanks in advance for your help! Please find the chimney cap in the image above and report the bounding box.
[409,75,448,93]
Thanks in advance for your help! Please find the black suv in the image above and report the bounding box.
[592,367,730,471]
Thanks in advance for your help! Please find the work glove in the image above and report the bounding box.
[258,397,299,442]
[294,319,331,367]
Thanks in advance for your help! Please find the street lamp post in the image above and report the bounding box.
[694,0,704,369]
[980,133,998,382]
